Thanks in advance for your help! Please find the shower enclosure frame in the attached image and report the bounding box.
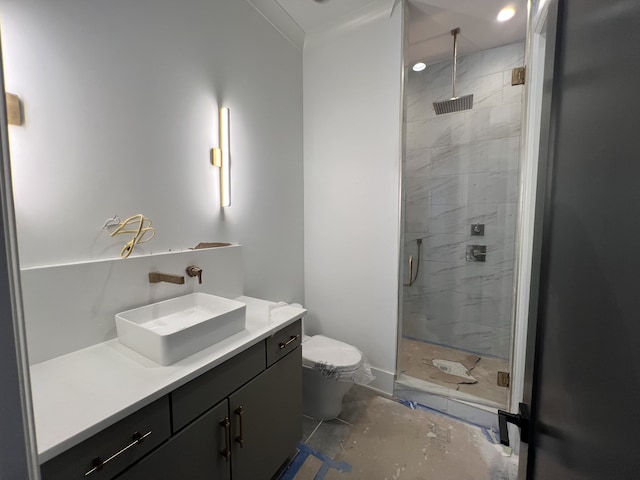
[394,13,534,413]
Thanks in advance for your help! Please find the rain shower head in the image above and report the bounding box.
[433,95,473,115]
[433,28,474,115]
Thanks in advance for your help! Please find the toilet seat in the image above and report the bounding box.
[302,335,363,374]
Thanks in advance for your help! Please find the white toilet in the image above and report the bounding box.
[301,335,368,420]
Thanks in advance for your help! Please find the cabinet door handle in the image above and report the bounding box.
[84,431,152,476]
[220,416,231,462]
[234,406,244,448]
[279,335,299,350]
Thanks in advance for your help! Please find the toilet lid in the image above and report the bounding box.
[302,335,362,372]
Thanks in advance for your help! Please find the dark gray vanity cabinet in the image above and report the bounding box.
[40,397,171,480]
[114,400,230,480]
[41,320,302,480]
[229,346,302,480]
[117,346,301,480]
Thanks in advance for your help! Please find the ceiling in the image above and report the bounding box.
[269,0,527,64]
[275,0,381,33]
[408,0,527,65]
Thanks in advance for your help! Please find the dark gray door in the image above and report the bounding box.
[523,0,640,478]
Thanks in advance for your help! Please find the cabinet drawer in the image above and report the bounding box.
[171,341,265,432]
[266,320,301,367]
[41,396,171,480]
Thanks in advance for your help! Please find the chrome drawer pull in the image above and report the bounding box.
[279,335,299,350]
[84,431,152,476]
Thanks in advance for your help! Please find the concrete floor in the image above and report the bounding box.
[400,338,510,406]
[279,386,518,480]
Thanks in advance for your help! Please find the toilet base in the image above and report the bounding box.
[302,367,354,420]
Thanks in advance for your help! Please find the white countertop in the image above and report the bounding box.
[29,296,306,464]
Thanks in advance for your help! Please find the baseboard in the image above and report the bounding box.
[366,367,395,396]
[394,376,499,430]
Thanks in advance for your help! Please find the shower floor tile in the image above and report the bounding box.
[400,338,509,406]
[279,386,517,480]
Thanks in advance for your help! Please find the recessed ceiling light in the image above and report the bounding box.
[497,6,516,22]
[412,62,426,72]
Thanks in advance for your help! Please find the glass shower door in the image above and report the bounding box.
[398,41,525,408]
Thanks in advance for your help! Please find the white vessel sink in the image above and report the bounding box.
[115,293,246,365]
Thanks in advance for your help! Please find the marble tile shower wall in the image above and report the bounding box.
[402,42,524,359]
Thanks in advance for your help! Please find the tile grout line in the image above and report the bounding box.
[304,420,323,443]
[334,416,353,426]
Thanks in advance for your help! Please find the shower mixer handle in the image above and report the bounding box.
[186,265,203,284]
[466,245,487,262]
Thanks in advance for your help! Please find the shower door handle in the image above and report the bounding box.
[404,256,414,287]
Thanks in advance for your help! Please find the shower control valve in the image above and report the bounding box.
[186,265,203,284]
[471,223,485,236]
[466,245,487,262]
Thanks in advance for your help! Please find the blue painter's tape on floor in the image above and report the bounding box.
[481,426,500,444]
[279,446,310,480]
[314,462,331,480]
[279,442,352,480]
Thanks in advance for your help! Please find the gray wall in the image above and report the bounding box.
[402,42,524,359]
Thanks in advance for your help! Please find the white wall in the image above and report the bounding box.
[1,0,304,303]
[303,7,403,394]
[22,246,244,364]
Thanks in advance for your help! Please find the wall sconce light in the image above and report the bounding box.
[211,107,231,207]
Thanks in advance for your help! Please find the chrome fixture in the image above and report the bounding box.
[148,272,185,284]
[471,223,485,236]
[85,431,152,476]
[433,28,474,115]
[186,265,203,284]
[279,335,300,350]
[466,245,487,262]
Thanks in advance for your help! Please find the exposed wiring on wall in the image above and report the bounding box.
[101,214,121,230]
[108,214,156,259]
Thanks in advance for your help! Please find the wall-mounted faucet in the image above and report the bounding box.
[148,272,185,284]
[186,265,203,284]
